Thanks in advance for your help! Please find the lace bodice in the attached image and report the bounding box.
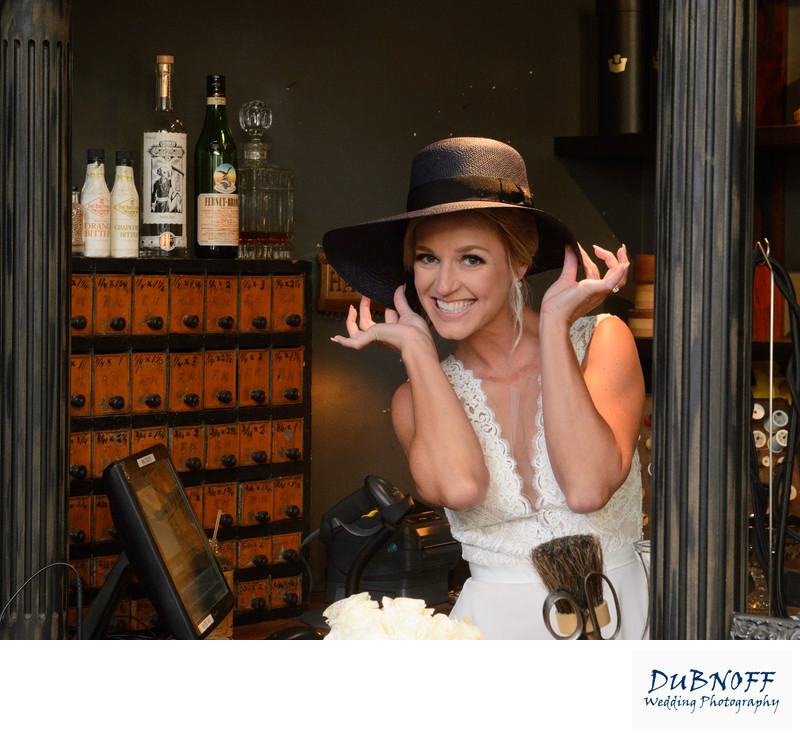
[441,314,642,567]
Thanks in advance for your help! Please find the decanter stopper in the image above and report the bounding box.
[239,100,273,142]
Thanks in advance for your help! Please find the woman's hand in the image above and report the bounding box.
[331,284,433,352]
[540,244,630,325]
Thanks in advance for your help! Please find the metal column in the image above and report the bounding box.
[0,0,72,638]
[650,0,755,639]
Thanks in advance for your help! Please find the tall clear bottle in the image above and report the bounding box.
[238,100,294,259]
[110,150,140,257]
[81,149,111,258]
[140,54,187,257]
[195,74,238,258]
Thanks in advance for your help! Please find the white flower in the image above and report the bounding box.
[322,591,376,627]
[381,597,434,639]
[430,613,462,639]
[322,593,482,640]
[323,592,388,640]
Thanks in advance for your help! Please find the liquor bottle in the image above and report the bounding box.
[238,100,294,259]
[195,74,238,258]
[140,54,187,257]
[71,187,84,255]
[110,150,140,257]
[81,149,111,258]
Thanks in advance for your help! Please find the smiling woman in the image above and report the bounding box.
[322,137,647,639]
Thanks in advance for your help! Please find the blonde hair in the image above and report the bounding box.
[402,208,539,347]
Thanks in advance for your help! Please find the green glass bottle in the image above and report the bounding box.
[195,74,238,258]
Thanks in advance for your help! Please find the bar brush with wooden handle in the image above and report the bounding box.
[532,534,620,640]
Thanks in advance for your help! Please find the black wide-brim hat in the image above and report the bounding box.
[322,136,580,309]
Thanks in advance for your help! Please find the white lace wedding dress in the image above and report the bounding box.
[443,314,648,640]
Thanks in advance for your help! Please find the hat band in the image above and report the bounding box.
[406,176,533,211]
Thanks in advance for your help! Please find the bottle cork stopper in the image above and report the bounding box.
[156,55,174,64]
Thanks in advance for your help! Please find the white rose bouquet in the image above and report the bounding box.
[322,592,482,640]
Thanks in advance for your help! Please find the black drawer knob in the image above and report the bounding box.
[183,314,200,329]
[250,389,266,403]
[251,597,266,610]
[144,394,162,408]
[251,450,268,464]
[282,549,298,563]
[284,504,300,519]
[69,464,87,481]
[186,457,202,471]
[69,529,86,544]
[108,396,125,410]
[283,388,299,401]
[284,314,301,328]
[255,510,270,524]
[253,554,269,567]
[70,394,86,408]
[283,592,299,607]
[251,316,267,330]
[285,448,301,461]
[109,317,126,331]
[220,512,234,527]
[221,454,237,468]
[146,316,164,330]
[216,390,233,404]
[71,315,87,330]
[217,316,234,330]
[182,393,200,408]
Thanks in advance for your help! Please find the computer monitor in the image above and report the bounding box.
[85,444,234,639]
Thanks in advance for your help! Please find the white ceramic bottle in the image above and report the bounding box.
[110,150,140,257]
[81,148,111,257]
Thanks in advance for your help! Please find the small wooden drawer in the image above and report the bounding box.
[93,353,130,416]
[185,485,204,526]
[271,532,302,565]
[69,430,92,482]
[202,482,237,531]
[69,354,92,418]
[273,474,303,521]
[238,536,272,568]
[92,555,119,590]
[271,347,304,405]
[92,428,131,478]
[240,275,271,332]
[238,419,271,466]
[132,274,169,335]
[69,495,92,545]
[93,274,132,335]
[238,349,270,407]
[272,418,303,464]
[169,274,204,334]
[204,350,237,409]
[92,494,116,543]
[131,352,167,413]
[169,425,205,472]
[239,479,273,526]
[206,423,239,470]
[70,273,93,336]
[131,425,168,456]
[168,352,204,412]
[272,275,304,332]
[236,579,269,613]
[205,275,238,333]
[271,575,302,609]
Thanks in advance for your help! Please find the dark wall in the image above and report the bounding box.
[71,0,647,595]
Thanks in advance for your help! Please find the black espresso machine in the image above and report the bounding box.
[319,476,462,606]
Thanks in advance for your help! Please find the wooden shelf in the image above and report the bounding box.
[554,125,800,160]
